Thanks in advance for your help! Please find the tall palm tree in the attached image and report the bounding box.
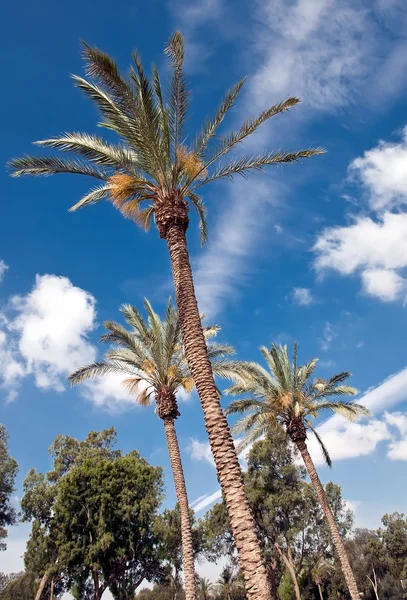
[9,33,323,598]
[69,298,233,600]
[224,343,371,600]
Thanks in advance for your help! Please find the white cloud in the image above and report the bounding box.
[191,489,222,513]
[193,178,279,318]
[9,275,96,391]
[348,126,407,211]
[361,268,405,302]
[292,287,314,306]
[385,411,407,461]
[314,212,407,302]
[0,260,9,283]
[188,438,215,467]
[319,321,337,351]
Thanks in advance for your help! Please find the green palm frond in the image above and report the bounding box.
[8,156,109,179]
[312,401,371,422]
[194,77,247,156]
[81,42,139,117]
[69,183,112,212]
[225,397,267,415]
[306,421,332,468]
[233,415,271,454]
[206,343,235,361]
[297,358,318,388]
[152,64,171,161]
[34,133,138,170]
[189,192,208,245]
[164,31,190,154]
[69,360,130,385]
[195,149,325,187]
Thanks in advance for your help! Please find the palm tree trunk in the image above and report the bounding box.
[34,569,50,600]
[317,582,324,600]
[165,223,271,600]
[275,543,301,600]
[163,417,197,600]
[50,577,55,600]
[295,440,359,600]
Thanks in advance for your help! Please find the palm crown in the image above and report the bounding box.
[9,33,323,243]
[224,343,371,466]
[69,298,233,419]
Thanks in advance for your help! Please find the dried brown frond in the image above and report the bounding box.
[280,393,292,409]
[181,376,194,393]
[176,146,207,179]
[109,173,136,206]
[142,359,156,376]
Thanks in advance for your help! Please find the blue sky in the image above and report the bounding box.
[2,0,407,585]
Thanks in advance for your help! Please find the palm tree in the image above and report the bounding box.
[216,566,243,600]
[69,298,233,600]
[196,575,214,600]
[224,343,371,600]
[9,34,323,598]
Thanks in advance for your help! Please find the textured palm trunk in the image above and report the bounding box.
[34,569,50,600]
[295,440,360,600]
[164,223,271,600]
[163,417,197,600]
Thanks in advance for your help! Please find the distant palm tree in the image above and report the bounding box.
[69,298,233,600]
[196,575,214,600]
[9,33,323,598]
[216,566,243,600]
[224,343,371,600]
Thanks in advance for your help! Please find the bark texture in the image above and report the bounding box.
[34,569,50,600]
[296,439,360,600]
[165,223,271,600]
[163,416,197,600]
[275,543,301,600]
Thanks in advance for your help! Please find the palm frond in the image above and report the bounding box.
[68,183,112,212]
[225,397,267,415]
[34,132,138,170]
[194,77,247,156]
[81,42,139,117]
[307,423,332,468]
[8,156,109,179]
[195,149,325,187]
[152,64,171,162]
[68,361,129,385]
[164,32,190,155]
[312,401,371,421]
[189,192,208,245]
[207,343,235,361]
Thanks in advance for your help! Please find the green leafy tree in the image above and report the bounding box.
[70,299,232,600]
[224,343,370,600]
[0,572,38,600]
[215,566,244,600]
[9,32,323,600]
[0,425,18,551]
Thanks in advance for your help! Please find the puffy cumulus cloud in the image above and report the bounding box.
[187,439,215,467]
[307,418,391,467]
[292,287,314,306]
[0,260,9,283]
[9,275,96,391]
[314,212,407,303]
[385,411,407,461]
[82,374,150,413]
[348,127,407,211]
[361,268,406,302]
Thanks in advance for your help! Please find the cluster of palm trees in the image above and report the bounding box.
[9,33,369,600]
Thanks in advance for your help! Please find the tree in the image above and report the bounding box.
[0,572,38,600]
[21,429,164,600]
[0,425,18,551]
[215,566,244,600]
[197,576,214,600]
[9,33,323,600]
[69,299,232,600]
[224,343,371,600]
